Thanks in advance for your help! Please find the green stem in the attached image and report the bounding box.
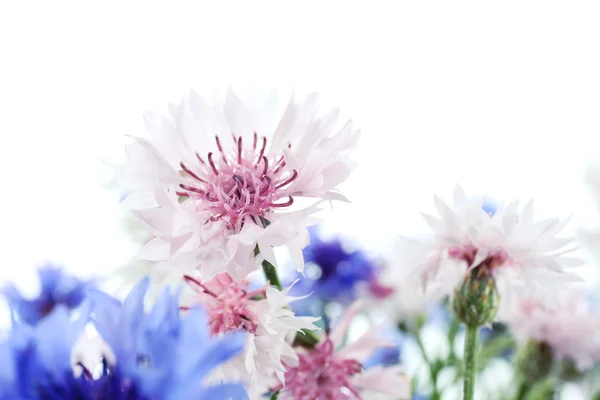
[463,325,479,400]
[261,259,282,290]
[414,333,440,400]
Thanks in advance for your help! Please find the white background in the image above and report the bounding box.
[1,1,600,294]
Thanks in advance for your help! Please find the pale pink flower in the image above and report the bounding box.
[360,247,432,325]
[400,185,583,303]
[183,272,319,397]
[274,302,410,400]
[122,88,359,279]
[498,288,600,369]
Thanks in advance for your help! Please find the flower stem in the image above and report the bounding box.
[414,330,440,399]
[463,325,479,400]
[261,259,282,290]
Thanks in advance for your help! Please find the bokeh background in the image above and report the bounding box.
[2,2,600,325]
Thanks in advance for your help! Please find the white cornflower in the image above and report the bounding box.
[122,88,359,280]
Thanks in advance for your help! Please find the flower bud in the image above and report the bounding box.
[452,267,499,327]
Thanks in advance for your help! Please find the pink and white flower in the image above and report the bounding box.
[122,88,359,280]
[273,302,410,400]
[498,288,600,369]
[182,272,319,397]
[400,185,583,304]
[361,247,432,326]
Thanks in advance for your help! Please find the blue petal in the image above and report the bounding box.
[194,383,249,400]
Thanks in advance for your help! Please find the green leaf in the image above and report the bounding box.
[293,328,320,348]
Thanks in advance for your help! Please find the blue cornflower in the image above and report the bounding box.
[286,227,380,318]
[0,277,248,399]
[0,303,92,399]
[2,264,89,325]
[87,278,249,400]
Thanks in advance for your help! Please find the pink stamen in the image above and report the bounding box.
[261,156,268,176]
[270,195,294,207]
[179,184,206,196]
[183,275,203,290]
[237,136,243,164]
[256,136,267,166]
[275,170,298,189]
[210,214,224,223]
[207,152,219,175]
[215,135,229,165]
[180,162,207,184]
[273,156,286,174]
[260,176,272,195]
[183,275,218,298]
[178,132,299,233]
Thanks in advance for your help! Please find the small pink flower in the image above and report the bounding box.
[183,272,319,397]
[498,289,600,369]
[182,273,264,335]
[274,302,410,400]
[276,336,363,399]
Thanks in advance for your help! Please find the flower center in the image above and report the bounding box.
[177,132,298,232]
[448,243,510,272]
[280,338,363,399]
[183,274,262,336]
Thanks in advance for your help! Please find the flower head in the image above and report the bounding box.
[285,228,390,320]
[0,273,249,399]
[123,88,359,280]
[2,264,90,325]
[87,277,249,399]
[303,229,383,301]
[401,185,583,305]
[183,273,263,336]
[498,288,600,369]
[274,302,410,400]
[0,302,92,399]
[182,272,319,397]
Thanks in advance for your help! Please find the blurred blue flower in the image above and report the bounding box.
[286,227,381,318]
[2,264,90,325]
[0,277,248,399]
[0,304,91,399]
[88,278,249,399]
